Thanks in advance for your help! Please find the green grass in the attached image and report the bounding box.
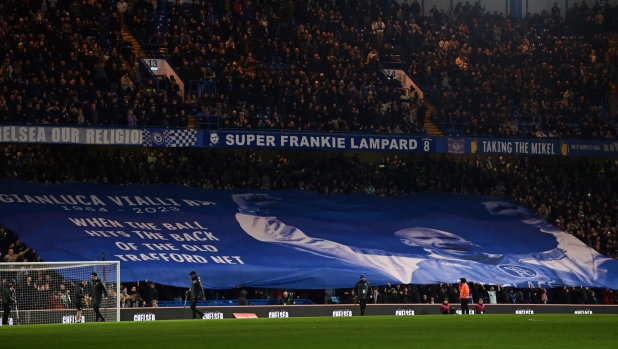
[2,315,617,348]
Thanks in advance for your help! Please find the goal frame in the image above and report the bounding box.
[1,261,120,324]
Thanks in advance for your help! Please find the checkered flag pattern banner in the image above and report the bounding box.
[142,129,197,147]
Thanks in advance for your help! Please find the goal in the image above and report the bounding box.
[0,261,120,325]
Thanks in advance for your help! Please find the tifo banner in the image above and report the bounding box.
[205,130,439,153]
[0,180,617,289]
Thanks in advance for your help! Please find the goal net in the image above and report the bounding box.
[0,261,120,325]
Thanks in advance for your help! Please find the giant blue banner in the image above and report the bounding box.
[0,180,617,289]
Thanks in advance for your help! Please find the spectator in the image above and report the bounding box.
[144,282,159,307]
[3,248,30,263]
[127,293,139,307]
[475,298,486,314]
[371,286,384,304]
[120,286,129,307]
[127,109,137,127]
[238,289,248,305]
[485,285,499,304]
[440,299,452,314]
[280,291,295,305]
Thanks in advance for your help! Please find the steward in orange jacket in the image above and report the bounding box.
[459,278,470,314]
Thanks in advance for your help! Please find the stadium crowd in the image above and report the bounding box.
[0,0,617,137]
[412,1,618,139]
[341,281,617,305]
[1,0,618,307]
[2,144,618,305]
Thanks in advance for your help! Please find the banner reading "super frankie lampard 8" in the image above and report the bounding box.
[204,130,438,152]
[0,179,617,290]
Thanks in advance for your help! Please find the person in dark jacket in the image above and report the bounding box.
[238,289,248,305]
[89,272,108,322]
[280,291,295,305]
[185,271,205,319]
[74,280,87,323]
[353,274,372,316]
[370,287,384,304]
[416,98,427,129]
[2,279,16,325]
[388,288,400,303]
[410,285,421,303]
[144,283,159,307]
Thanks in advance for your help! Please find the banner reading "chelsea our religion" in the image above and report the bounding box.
[0,126,142,145]
[0,126,201,148]
[1,180,617,290]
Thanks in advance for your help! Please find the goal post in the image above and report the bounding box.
[0,261,120,325]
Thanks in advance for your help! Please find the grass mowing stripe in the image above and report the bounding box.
[1,315,616,348]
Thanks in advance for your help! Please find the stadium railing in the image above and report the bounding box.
[439,122,465,137]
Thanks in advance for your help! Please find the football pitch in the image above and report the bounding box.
[2,315,616,348]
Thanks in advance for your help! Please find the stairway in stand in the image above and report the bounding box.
[120,23,198,128]
[120,23,145,58]
[608,34,618,114]
[423,100,441,136]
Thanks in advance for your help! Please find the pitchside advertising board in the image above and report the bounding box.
[116,305,618,321]
[332,309,354,317]
[455,309,475,315]
[203,312,224,320]
[574,309,593,314]
[63,315,86,323]
[268,310,290,318]
[395,309,415,316]
[515,309,535,314]
[134,313,156,321]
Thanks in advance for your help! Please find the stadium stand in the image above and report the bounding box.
[0,0,616,137]
[2,1,618,307]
